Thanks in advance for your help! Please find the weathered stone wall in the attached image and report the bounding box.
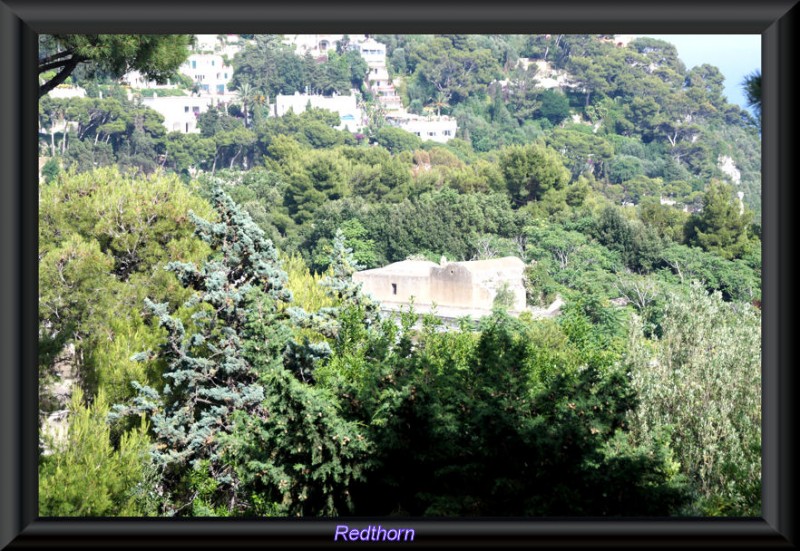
[353,257,528,312]
[472,272,527,311]
[353,272,432,305]
[430,263,477,308]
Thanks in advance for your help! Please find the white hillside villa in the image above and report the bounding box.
[285,34,344,57]
[124,35,241,94]
[181,53,235,96]
[274,92,365,131]
[192,34,243,58]
[386,113,457,144]
[125,34,458,140]
[366,65,403,112]
[353,36,458,140]
[141,93,228,134]
[123,35,242,134]
[283,34,381,59]
[356,37,405,115]
[354,37,388,65]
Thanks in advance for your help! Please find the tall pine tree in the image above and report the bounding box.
[687,180,752,260]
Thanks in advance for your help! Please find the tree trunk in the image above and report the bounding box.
[39,56,85,99]
[229,147,242,169]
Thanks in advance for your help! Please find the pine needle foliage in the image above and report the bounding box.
[114,189,368,516]
[40,388,153,516]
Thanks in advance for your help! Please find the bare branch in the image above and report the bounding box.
[38,49,75,66]
[39,57,78,74]
[39,56,86,98]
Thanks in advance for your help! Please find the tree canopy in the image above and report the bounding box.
[39,35,193,98]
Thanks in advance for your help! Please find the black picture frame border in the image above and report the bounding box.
[1,1,796,548]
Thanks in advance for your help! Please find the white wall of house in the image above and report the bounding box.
[353,257,527,312]
[181,54,234,96]
[48,86,86,99]
[123,71,179,90]
[194,34,222,52]
[388,115,458,143]
[123,57,236,95]
[274,92,364,131]
[123,36,241,91]
[356,38,387,66]
[284,34,375,58]
[284,34,345,57]
[367,65,390,85]
[141,94,227,134]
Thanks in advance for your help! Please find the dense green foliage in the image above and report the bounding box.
[229,35,368,98]
[334,310,688,516]
[39,167,214,405]
[40,388,153,516]
[39,34,761,518]
[39,35,192,98]
[625,285,761,516]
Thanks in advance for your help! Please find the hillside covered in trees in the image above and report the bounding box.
[38,34,761,518]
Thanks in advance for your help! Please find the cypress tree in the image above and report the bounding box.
[113,188,293,514]
[114,190,368,516]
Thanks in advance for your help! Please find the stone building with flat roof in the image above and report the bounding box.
[352,256,527,314]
